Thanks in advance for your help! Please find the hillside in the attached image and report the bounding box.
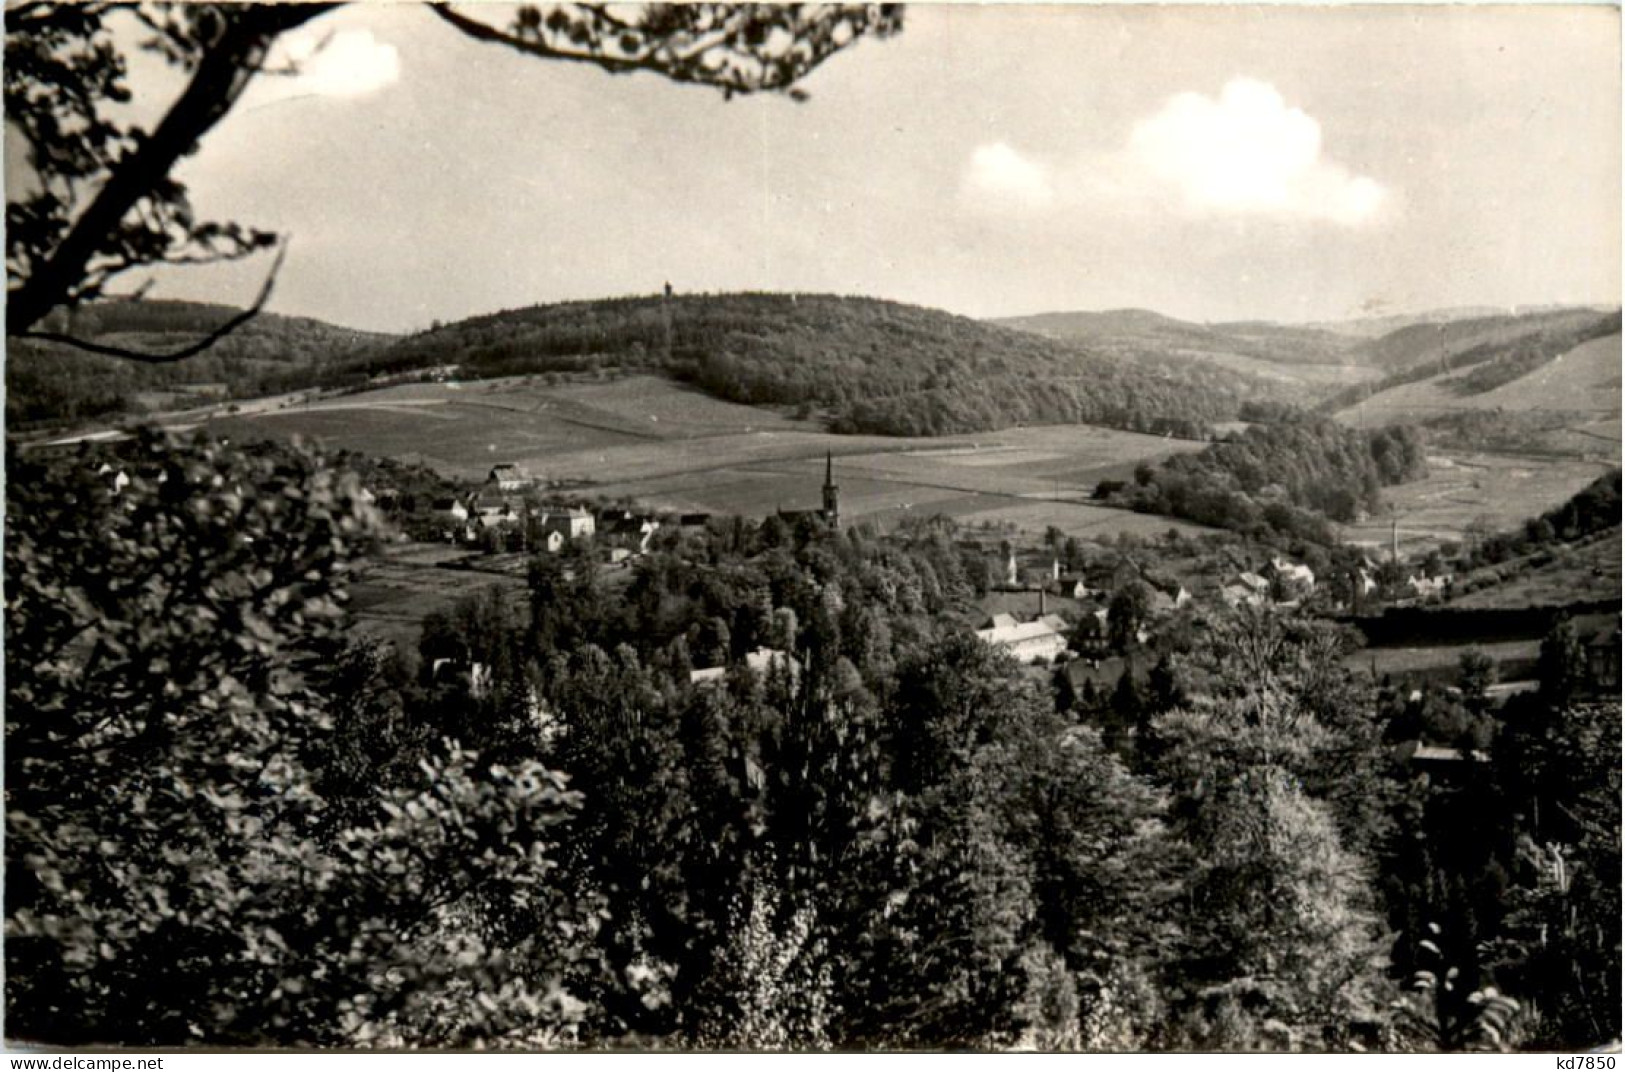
[358,293,1289,438]
[1329,320,1621,457]
[1340,332,1623,420]
[6,300,389,430]
[1342,307,1615,374]
[998,307,1360,366]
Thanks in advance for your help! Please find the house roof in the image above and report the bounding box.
[977,617,1067,647]
[472,489,516,510]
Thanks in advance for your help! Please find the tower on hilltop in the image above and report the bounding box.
[822,451,839,528]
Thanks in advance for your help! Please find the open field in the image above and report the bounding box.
[197,374,1215,538]
[1341,451,1619,555]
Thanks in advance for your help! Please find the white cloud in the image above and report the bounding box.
[1127,79,1386,225]
[263,28,401,100]
[961,142,1054,213]
[959,78,1388,227]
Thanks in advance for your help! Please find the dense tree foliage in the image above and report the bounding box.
[6,432,1617,1051]
[1103,416,1428,542]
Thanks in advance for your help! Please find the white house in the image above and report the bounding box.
[539,507,595,540]
[976,613,1070,664]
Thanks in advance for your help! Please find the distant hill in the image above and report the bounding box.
[995,305,1619,388]
[7,300,389,430]
[995,307,1363,369]
[1341,307,1615,373]
[1304,306,1508,338]
[358,293,1289,438]
[1329,317,1621,458]
[1305,304,1611,339]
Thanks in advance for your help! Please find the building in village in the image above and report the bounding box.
[538,506,595,540]
[487,463,532,492]
[777,452,841,529]
[976,612,1071,664]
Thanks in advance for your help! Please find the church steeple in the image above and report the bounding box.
[822,451,839,527]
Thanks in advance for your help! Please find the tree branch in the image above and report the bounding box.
[5,3,337,334]
[15,241,287,364]
[428,3,901,98]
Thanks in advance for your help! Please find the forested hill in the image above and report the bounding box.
[7,300,389,430]
[360,293,1287,437]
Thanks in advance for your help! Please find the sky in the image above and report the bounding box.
[47,3,1625,332]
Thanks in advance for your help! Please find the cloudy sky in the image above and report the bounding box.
[86,3,1622,331]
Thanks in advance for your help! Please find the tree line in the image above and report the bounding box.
[1101,417,1429,543]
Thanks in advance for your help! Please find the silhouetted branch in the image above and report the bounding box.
[15,242,287,364]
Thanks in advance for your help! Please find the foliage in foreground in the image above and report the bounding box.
[5,434,1617,1050]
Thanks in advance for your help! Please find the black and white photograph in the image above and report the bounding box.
[3,0,1621,1055]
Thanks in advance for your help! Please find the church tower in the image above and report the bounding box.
[822,451,839,528]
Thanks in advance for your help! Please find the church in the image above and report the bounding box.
[776,452,840,529]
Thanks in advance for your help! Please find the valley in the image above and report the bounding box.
[198,373,1215,538]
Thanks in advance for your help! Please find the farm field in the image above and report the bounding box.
[1340,451,1619,555]
[200,374,1214,537]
